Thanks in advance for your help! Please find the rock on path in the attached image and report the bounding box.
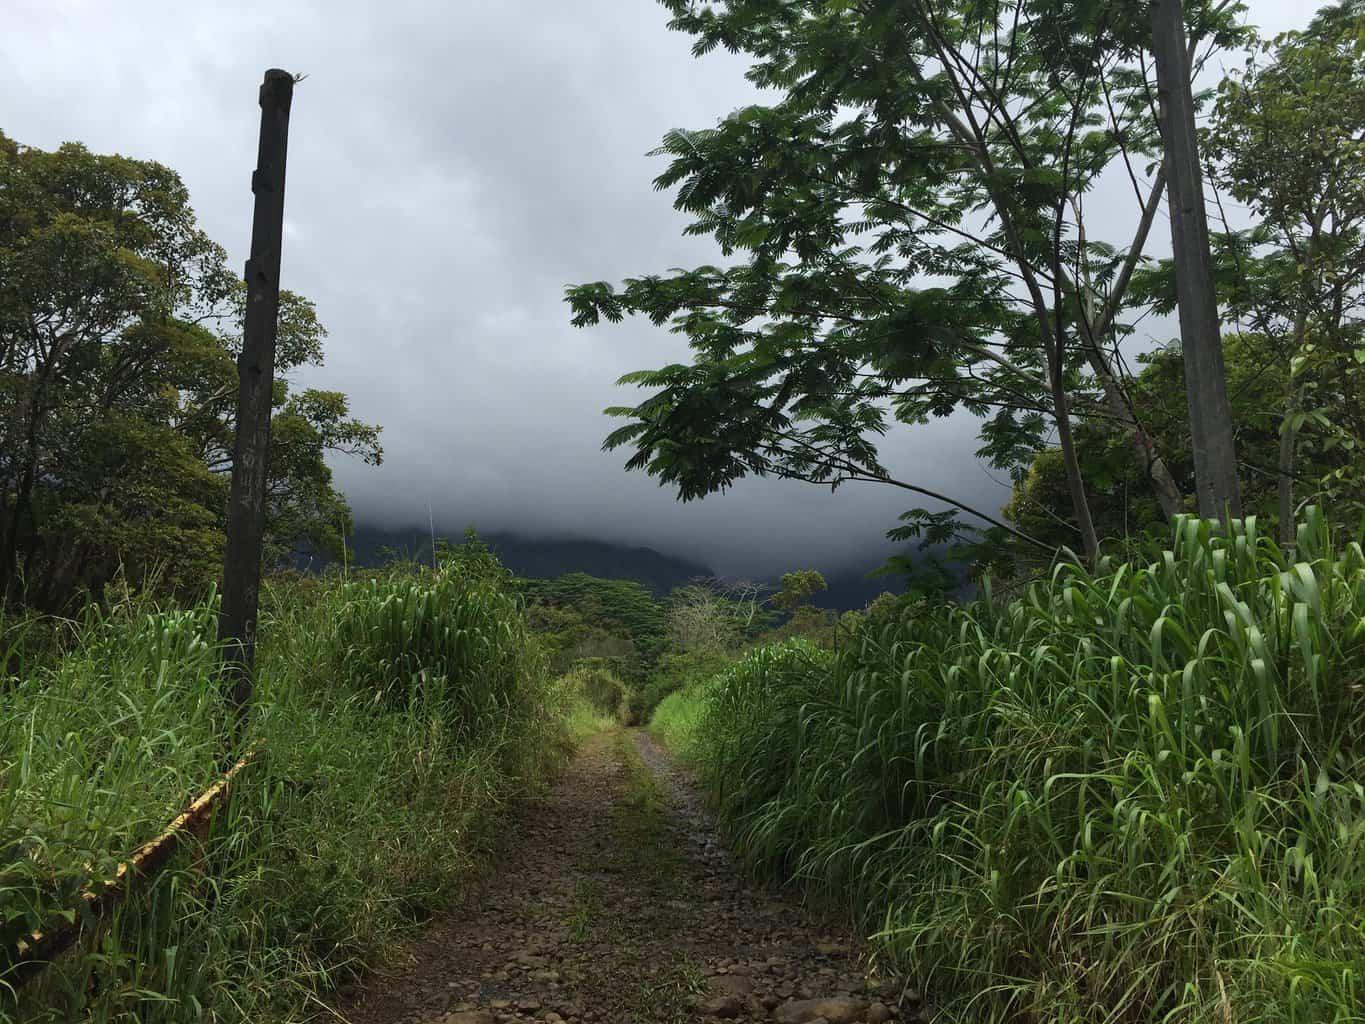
[338,729,921,1024]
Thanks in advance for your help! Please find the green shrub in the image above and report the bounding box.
[563,697,616,744]
[639,648,734,717]
[329,568,539,737]
[1,562,567,1022]
[0,611,70,687]
[559,660,633,726]
[687,512,1365,1023]
[649,681,714,763]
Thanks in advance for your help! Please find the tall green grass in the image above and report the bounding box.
[559,662,635,724]
[674,512,1365,1023]
[639,648,735,721]
[650,640,831,772]
[562,697,616,745]
[0,603,228,971]
[329,570,539,732]
[648,687,708,761]
[1,562,568,1022]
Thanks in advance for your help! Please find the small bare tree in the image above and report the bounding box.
[711,576,772,632]
[666,583,738,653]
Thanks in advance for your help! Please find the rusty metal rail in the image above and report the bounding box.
[4,745,262,990]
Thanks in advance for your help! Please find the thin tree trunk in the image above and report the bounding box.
[1083,346,1184,519]
[908,35,1157,541]
[1050,372,1100,561]
[1041,317,1100,561]
[1046,192,1099,561]
[969,176,1101,558]
[0,462,35,605]
[1278,398,1298,546]
[1150,0,1242,521]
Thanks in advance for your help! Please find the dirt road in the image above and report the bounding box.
[340,729,919,1024]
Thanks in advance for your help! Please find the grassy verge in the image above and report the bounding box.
[1,560,570,1023]
[559,663,637,726]
[655,512,1365,1023]
[563,699,616,745]
[648,687,710,763]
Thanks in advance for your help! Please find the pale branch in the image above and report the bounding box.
[1091,169,1168,343]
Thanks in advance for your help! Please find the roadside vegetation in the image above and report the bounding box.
[0,544,573,1023]
[0,515,845,1023]
[524,567,857,729]
[652,512,1365,1023]
[579,6,1365,1017]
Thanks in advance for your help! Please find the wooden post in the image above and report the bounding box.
[218,69,296,721]
[1149,0,1242,521]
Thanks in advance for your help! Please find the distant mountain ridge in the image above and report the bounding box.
[303,525,716,597]
[303,523,969,609]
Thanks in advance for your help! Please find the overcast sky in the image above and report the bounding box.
[1,1,1330,575]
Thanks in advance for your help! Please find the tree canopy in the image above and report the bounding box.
[1209,4,1365,534]
[568,0,1249,564]
[0,132,380,609]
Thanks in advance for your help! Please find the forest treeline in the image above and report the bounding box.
[0,132,380,612]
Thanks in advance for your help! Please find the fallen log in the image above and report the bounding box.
[3,744,262,990]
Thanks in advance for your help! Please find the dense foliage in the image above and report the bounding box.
[0,555,566,1022]
[560,661,635,724]
[519,572,668,680]
[657,512,1365,1023]
[568,0,1365,585]
[568,0,1255,561]
[0,132,379,611]
[1006,333,1338,553]
[1011,4,1365,557]
[520,565,843,720]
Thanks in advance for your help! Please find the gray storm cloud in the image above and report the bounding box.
[1,0,1326,575]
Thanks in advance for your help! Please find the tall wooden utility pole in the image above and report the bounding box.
[1149,0,1242,521]
[219,69,296,722]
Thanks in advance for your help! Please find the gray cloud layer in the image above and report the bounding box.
[2,0,1325,574]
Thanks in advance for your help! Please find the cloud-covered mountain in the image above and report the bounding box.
[300,521,971,610]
